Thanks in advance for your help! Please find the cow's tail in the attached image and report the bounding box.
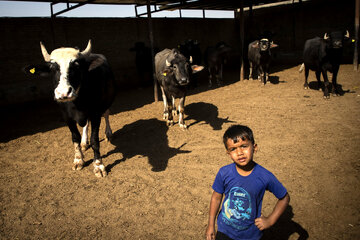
[299,63,305,73]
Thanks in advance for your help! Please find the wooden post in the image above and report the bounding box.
[354,0,359,71]
[239,3,245,81]
[147,0,158,101]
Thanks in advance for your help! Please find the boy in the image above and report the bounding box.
[206,125,290,240]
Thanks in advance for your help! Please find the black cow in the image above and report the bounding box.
[299,30,350,98]
[204,42,231,87]
[248,38,278,85]
[24,40,116,177]
[130,41,155,88]
[179,39,202,88]
[155,48,203,129]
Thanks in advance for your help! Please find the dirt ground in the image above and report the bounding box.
[1,64,360,240]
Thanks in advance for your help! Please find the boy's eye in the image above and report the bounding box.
[229,148,237,152]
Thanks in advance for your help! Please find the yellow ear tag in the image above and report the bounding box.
[30,68,35,74]
[352,39,355,43]
[163,72,167,76]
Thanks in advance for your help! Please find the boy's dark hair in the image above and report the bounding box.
[223,125,255,148]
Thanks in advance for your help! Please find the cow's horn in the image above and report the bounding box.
[345,30,350,38]
[40,41,51,62]
[80,40,92,56]
[324,33,329,40]
[166,59,171,67]
[189,56,193,63]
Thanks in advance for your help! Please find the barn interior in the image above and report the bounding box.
[0,0,357,106]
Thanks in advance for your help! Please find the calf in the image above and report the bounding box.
[204,42,231,87]
[155,48,203,129]
[299,30,350,98]
[248,39,278,85]
[24,40,116,177]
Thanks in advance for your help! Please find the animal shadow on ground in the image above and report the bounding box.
[185,102,235,130]
[307,82,350,96]
[262,205,309,240]
[267,75,285,84]
[104,118,190,172]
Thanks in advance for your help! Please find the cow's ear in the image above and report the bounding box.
[162,68,173,76]
[88,55,105,71]
[23,64,51,77]
[270,43,279,48]
[191,65,204,74]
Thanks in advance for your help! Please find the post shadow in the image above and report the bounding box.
[104,118,190,173]
[185,102,235,130]
[261,205,309,240]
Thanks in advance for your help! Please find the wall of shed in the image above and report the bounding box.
[0,0,354,106]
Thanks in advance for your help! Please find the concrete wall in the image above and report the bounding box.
[0,0,355,106]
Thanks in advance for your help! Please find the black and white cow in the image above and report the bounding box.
[24,40,116,177]
[204,42,231,87]
[155,48,203,129]
[248,38,278,85]
[299,30,350,98]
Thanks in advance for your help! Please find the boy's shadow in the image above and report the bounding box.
[104,118,190,172]
[185,102,235,130]
[262,205,309,240]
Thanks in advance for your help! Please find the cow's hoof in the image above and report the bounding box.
[323,95,330,100]
[304,86,309,90]
[172,110,178,117]
[179,123,187,130]
[163,113,169,120]
[166,120,174,126]
[93,160,107,177]
[72,158,84,171]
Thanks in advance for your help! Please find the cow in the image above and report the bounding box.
[299,30,350,98]
[204,42,231,87]
[248,38,278,85]
[130,41,156,88]
[179,39,202,88]
[24,40,116,177]
[155,48,203,129]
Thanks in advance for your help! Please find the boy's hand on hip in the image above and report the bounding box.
[255,215,273,231]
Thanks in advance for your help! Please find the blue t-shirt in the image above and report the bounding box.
[212,162,287,240]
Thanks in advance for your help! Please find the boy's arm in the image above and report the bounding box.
[206,191,223,240]
[255,193,290,231]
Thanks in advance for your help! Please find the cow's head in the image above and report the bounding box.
[40,40,92,102]
[252,39,278,52]
[324,30,350,49]
[163,49,203,86]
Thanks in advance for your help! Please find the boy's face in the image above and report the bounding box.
[226,137,257,168]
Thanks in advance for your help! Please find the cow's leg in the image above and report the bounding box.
[67,119,84,170]
[90,116,107,177]
[331,66,340,96]
[208,67,213,87]
[81,120,89,151]
[217,64,223,86]
[315,71,322,91]
[249,62,253,80]
[178,96,187,129]
[304,66,310,89]
[166,95,174,126]
[259,66,265,85]
[321,70,330,99]
[160,86,170,121]
[103,109,113,141]
[171,96,178,117]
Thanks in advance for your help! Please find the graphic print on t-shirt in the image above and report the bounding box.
[221,187,252,230]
